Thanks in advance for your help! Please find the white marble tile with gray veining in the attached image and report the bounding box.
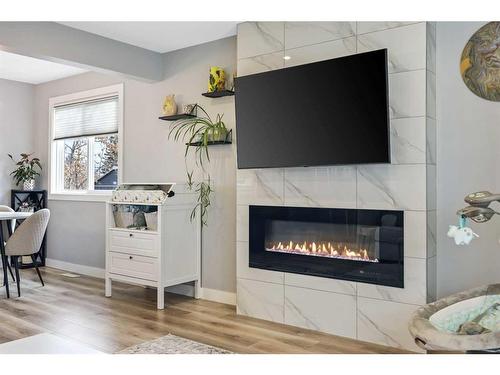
[284,166,357,208]
[237,52,284,76]
[237,241,284,284]
[426,71,436,119]
[284,272,356,295]
[284,22,356,49]
[236,169,284,206]
[426,209,436,258]
[390,117,426,164]
[356,21,420,34]
[234,21,434,348]
[357,297,422,352]
[388,70,426,119]
[357,257,427,305]
[426,117,436,165]
[237,22,284,59]
[236,205,249,242]
[357,23,426,73]
[357,164,426,210]
[284,37,356,68]
[426,22,436,74]
[404,211,427,259]
[237,278,284,323]
[427,256,437,303]
[426,165,436,210]
[284,285,357,338]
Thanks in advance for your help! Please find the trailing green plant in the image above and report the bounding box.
[8,153,42,186]
[168,105,228,226]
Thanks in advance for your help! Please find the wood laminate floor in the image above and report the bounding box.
[0,267,410,354]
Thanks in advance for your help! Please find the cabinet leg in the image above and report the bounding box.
[105,277,112,297]
[194,280,201,300]
[157,286,165,310]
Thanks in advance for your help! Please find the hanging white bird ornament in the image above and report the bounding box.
[447,216,479,245]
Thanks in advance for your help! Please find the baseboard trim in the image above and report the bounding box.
[45,259,236,305]
[201,288,236,305]
[46,258,105,279]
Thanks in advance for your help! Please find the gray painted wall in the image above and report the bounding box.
[0,79,34,205]
[436,22,500,298]
[34,36,237,291]
[0,22,164,81]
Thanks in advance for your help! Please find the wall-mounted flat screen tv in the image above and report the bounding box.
[235,49,390,169]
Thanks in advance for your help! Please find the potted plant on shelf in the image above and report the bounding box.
[168,104,229,226]
[8,153,42,191]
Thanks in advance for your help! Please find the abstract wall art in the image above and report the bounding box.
[460,22,500,101]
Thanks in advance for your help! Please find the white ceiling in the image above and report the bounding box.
[0,50,87,85]
[59,22,238,53]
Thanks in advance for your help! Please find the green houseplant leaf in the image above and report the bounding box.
[8,153,42,187]
[167,104,228,226]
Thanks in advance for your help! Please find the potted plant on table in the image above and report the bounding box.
[168,104,229,226]
[8,153,42,191]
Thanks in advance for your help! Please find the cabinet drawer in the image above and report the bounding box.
[109,230,159,258]
[108,252,158,281]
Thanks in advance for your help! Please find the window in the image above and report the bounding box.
[49,84,123,201]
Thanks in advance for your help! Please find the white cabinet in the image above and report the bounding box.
[105,185,201,309]
[109,230,159,258]
[108,251,159,281]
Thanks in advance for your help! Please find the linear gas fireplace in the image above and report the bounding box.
[249,206,404,288]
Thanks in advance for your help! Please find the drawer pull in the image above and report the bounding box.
[129,256,133,259]
[129,233,133,237]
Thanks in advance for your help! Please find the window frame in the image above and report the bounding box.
[48,84,123,202]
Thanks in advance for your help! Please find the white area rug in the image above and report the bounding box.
[118,334,231,354]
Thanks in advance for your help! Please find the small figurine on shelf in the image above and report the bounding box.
[162,94,177,116]
[19,202,35,213]
[229,72,237,91]
[182,103,197,116]
[208,66,226,92]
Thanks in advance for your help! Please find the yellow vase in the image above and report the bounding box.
[208,67,226,92]
[162,94,177,116]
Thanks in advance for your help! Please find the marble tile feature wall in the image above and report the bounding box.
[284,22,356,49]
[236,22,436,352]
[357,23,426,73]
[284,166,357,208]
[425,22,437,303]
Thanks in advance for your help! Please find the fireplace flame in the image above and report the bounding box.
[266,241,378,262]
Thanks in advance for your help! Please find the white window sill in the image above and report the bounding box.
[48,192,112,203]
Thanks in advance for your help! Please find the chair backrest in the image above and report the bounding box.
[5,209,50,256]
[0,205,15,234]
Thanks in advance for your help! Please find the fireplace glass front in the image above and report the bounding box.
[249,205,404,287]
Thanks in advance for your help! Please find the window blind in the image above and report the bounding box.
[53,96,118,140]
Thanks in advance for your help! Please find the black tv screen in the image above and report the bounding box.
[235,49,390,169]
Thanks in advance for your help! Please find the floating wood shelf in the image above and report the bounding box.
[202,90,235,98]
[186,129,233,146]
[158,113,196,121]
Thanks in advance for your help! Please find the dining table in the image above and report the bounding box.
[0,211,32,298]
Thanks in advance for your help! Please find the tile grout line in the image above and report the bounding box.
[355,22,358,53]
[239,269,426,301]
[356,21,423,36]
[239,22,425,64]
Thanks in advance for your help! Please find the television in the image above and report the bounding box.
[235,49,390,169]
